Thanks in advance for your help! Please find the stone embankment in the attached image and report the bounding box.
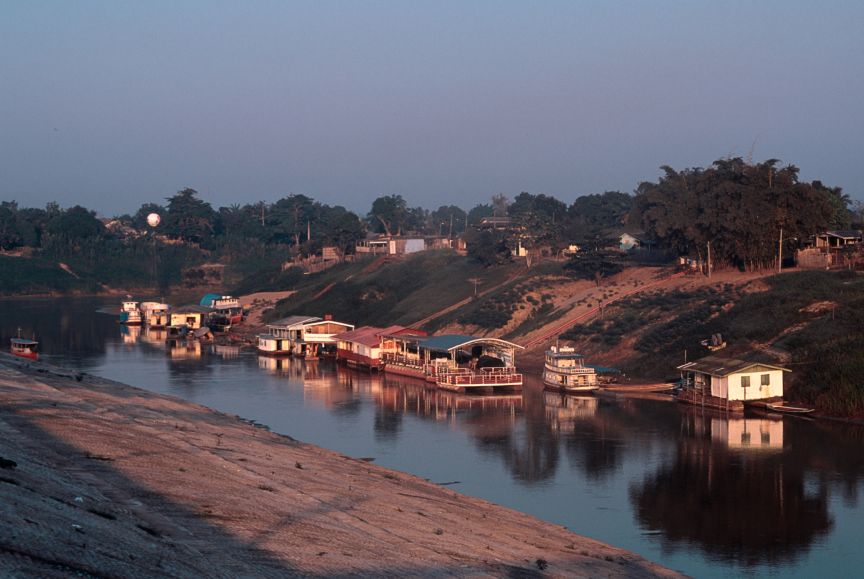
[0,354,682,577]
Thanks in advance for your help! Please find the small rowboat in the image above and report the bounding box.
[766,403,815,414]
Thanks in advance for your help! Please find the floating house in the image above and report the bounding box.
[169,305,211,330]
[382,334,524,392]
[257,315,321,356]
[677,355,789,412]
[334,325,425,370]
[295,316,355,357]
[139,302,170,328]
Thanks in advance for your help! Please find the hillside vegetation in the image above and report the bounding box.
[560,270,864,417]
[264,251,521,328]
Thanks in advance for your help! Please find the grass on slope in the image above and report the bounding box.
[266,251,521,328]
[565,270,864,417]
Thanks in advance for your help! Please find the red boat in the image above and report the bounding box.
[10,336,38,360]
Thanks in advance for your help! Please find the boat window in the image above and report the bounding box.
[761,374,770,386]
[741,376,751,388]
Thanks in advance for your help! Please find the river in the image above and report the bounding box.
[3,297,863,577]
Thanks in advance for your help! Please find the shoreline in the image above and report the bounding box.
[0,353,681,577]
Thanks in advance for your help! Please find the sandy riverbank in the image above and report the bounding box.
[0,354,681,578]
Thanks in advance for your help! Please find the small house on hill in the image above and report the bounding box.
[815,230,862,250]
[677,355,789,412]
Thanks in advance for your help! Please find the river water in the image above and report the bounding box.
[3,297,863,577]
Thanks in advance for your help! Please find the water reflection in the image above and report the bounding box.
[5,297,864,577]
[631,406,833,567]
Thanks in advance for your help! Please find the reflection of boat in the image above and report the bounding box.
[766,403,815,415]
[542,345,598,392]
[10,329,38,360]
[601,383,675,393]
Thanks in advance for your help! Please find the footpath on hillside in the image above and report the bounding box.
[0,354,681,578]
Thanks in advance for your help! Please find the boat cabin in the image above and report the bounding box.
[169,305,211,330]
[257,315,320,356]
[295,317,355,357]
[677,355,790,411]
[120,301,142,325]
[10,336,38,360]
[140,302,170,328]
[335,325,423,370]
[201,294,243,324]
[542,345,598,391]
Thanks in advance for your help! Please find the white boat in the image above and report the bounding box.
[119,301,142,325]
[542,345,598,392]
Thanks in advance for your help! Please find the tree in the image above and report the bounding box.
[0,203,21,250]
[564,247,624,287]
[429,205,467,236]
[467,203,493,226]
[465,227,510,267]
[508,192,567,247]
[368,195,408,236]
[633,158,838,270]
[164,188,215,244]
[566,191,633,241]
[491,194,510,218]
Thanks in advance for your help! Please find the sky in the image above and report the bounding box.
[1,1,862,216]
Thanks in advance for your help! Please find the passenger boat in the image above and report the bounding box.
[119,301,143,325]
[542,345,598,392]
[10,330,38,360]
[201,294,244,325]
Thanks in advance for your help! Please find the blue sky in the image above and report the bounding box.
[1,1,862,215]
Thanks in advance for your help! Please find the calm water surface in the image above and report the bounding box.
[3,297,864,578]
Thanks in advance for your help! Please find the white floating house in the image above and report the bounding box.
[257,315,321,356]
[677,356,790,412]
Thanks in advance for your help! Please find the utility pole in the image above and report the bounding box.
[707,241,712,278]
[778,227,783,274]
[467,277,482,297]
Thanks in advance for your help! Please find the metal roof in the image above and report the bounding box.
[267,315,321,328]
[420,334,524,353]
[333,325,388,347]
[677,355,789,377]
[824,230,862,239]
[172,305,212,314]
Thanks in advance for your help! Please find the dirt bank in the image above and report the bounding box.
[0,354,681,578]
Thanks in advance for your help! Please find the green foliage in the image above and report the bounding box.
[0,255,97,294]
[634,158,839,268]
[565,191,633,241]
[564,248,624,285]
[464,228,511,267]
[368,195,408,236]
[163,188,216,244]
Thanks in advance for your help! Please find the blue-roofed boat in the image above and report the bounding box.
[381,333,524,392]
[542,345,598,393]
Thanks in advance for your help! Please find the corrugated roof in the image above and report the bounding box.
[267,315,321,328]
[333,326,386,347]
[677,355,789,377]
[825,230,862,239]
[173,305,212,314]
[420,334,524,352]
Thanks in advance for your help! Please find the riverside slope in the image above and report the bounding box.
[0,355,682,578]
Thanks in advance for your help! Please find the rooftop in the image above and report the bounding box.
[677,355,789,377]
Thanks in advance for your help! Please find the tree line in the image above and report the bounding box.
[0,156,857,272]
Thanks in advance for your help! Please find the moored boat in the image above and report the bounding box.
[766,402,815,414]
[119,301,142,325]
[10,330,38,360]
[542,345,598,392]
[140,302,170,328]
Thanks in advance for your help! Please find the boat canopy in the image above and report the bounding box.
[266,315,321,329]
[420,334,524,354]
[200,293,222,307]
[677,355,790,377]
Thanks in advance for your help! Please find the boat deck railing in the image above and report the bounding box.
[437,366,522,386]
[544,364,595,375]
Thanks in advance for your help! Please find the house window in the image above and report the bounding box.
[761,374,770,386]
[741,376,750,388]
